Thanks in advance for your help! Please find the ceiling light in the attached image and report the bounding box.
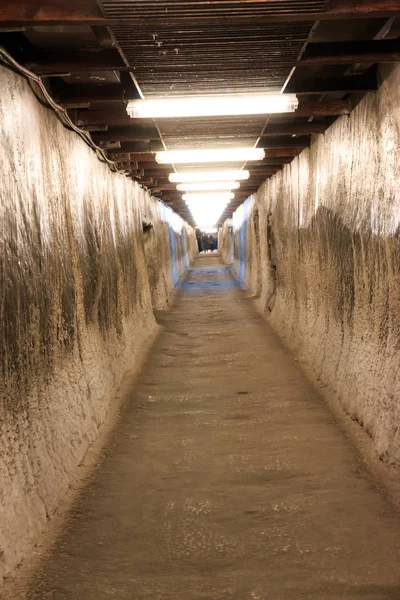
[127,94,298,119]
[183,192,234,203]
[177,182,240,192]
[156,148,265,164]
[169,170,249,183]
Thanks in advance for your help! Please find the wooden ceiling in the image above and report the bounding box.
[1,1,400,226]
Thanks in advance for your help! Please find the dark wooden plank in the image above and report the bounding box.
[152,183,179,192]
[300,39,400,65]
[97,130,312,147]
[22,41,400,75]
[0,0,105,23]
[55,84,140,105]
[91,126,160,142]
[77,110,149,126]
[25,49,125,73]
[263,148,304,157]
[286,70,378,94]
[251,157,294,165]
[2,0,400,24]
[119,165,163,173]
[80,124,109,132]
[111,153,155,162]
[263,122,328,136]
[137,178,156,186]
[257,136,310,149]
[55,85,124,105]
[117,161,159,169]
[121,141,164,153]
[248,169,281,175]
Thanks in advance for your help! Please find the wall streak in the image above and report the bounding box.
[0,66,197,583]
[220,64,400,466]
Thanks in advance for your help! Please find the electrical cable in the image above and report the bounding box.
[0,46,189,221]
[0,46,127,175]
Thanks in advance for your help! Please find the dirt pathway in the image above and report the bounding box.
[24,255,400,599]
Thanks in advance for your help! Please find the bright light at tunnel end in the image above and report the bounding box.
[183,192,234,229]
[127,94,298,119]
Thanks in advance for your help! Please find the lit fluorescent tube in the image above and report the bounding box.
[177,182,240,192]
[183,192,234,202]
[169,170,249,183]
[156,148,264,164]
[127,94,298,119]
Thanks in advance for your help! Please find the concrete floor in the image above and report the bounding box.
[23,255,400,599]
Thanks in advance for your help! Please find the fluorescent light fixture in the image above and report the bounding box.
[177,181,240,192]
[183,192,234,203]
[156,148,265,164]
[127,94,298,119]
[169,170,249,183]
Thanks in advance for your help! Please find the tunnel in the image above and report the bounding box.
[1,1,400,598]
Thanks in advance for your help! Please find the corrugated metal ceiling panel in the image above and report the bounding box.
[109,20,314,96]
[102,1,327,19]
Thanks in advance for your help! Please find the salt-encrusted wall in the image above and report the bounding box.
[220,64,400,466]
[0,65,196,583]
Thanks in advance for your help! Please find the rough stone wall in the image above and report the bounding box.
[0,66,196,583]
[141,196,197,310]
[218,219,234,265]
[220,64,400,465]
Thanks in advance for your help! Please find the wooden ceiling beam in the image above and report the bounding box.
[300,39,400,65]
[131,151,302,168]
[127,162,164,170]
[262,148,304,158]
[252,157,294,166]
[2,0,400,25]
[152,183,177,192]
[287,101,348,117]
[55,85,124,105]
[80,124,109,132]
[263,122,328,136]
[99,131,310,148]
[112,153,156,162]
[55,84,139,106]
[24,49,125,73]
[138,168,281,179]
[0,0,105,24]
[248,169,281,175]
[110,141,164,153]
[22,40,400,74]
[257,136,310,149]
[77,110,140,127]
[151,177,277,192]
[76,101,350,128]
[136,178,156,187]
[286,70,378,95]
[131,158,293,170]
[91,126,160,143]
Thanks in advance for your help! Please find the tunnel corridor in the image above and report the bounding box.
[2,1,400,598]
[13,255,400,599]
